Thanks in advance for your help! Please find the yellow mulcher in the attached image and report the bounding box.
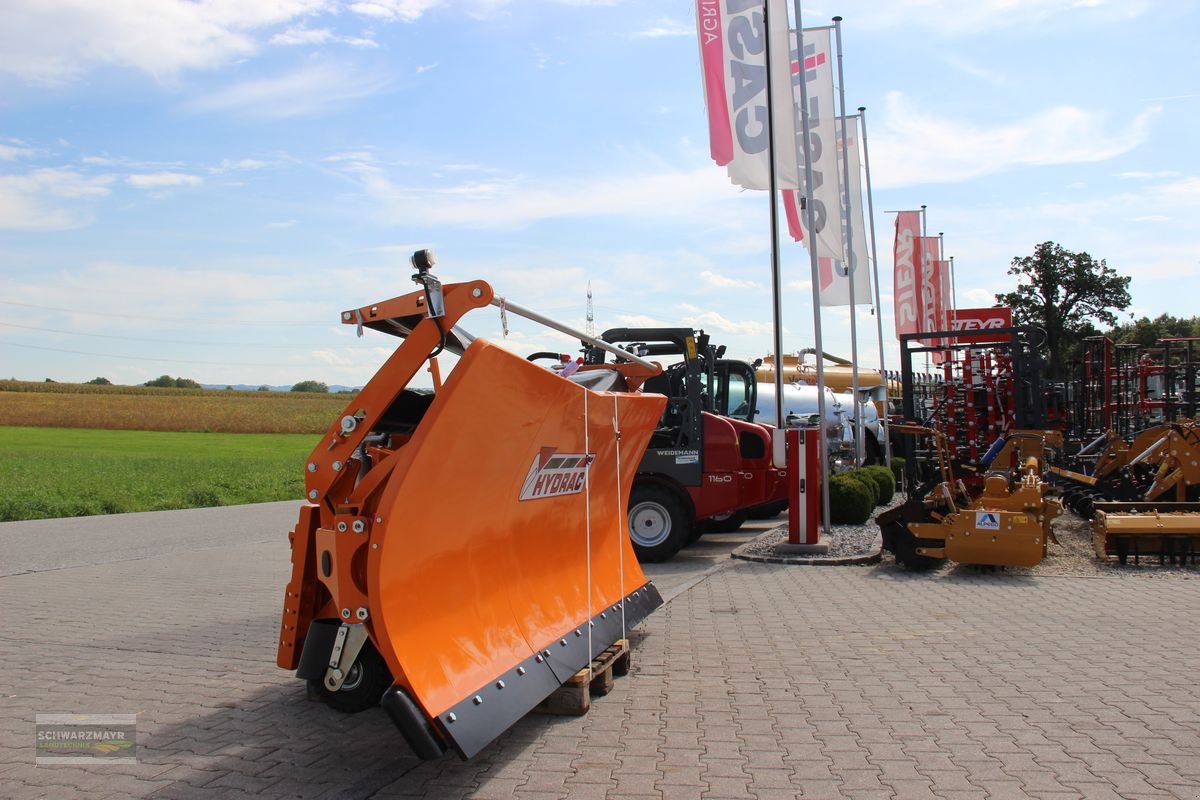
[877,425,1063,569]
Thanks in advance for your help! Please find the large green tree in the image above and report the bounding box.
[995,242,1131,379]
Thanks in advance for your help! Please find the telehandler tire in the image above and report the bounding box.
[628,484,687,563]
[706,510,749,533]
[307,640,393,714]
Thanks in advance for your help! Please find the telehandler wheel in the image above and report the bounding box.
[706,510,749,533]
[307,640,394,714]
[628,484,687,563]
[747,500,788,520]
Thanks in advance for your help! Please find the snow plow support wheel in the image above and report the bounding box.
[628,484,687,563]
[307,641,393,714]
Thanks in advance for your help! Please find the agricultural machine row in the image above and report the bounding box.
[878,318,1200,570]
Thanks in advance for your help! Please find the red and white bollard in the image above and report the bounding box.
[786,427,821,545]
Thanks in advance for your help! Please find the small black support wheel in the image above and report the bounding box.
[889,525,942,571]
[628,483,688,563]
[706,510,749,533]
[307,640,393,713]
[861,436,883,467]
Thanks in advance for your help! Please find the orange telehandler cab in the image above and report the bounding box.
[277,253,667,760]
[581,328,786,562]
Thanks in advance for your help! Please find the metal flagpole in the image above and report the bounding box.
[832,16,863,467]
[764,0,786,431]
[791,1,832,534]
[949,255,957,312]
[939,231,946,335]
[920,204,929,376]
[857,105,892,464]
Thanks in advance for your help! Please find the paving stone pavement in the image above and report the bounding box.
[2,506,1199,799]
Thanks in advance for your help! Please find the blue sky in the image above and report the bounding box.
[2,0,1197,388]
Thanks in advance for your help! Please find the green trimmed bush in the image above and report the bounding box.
[843,469,880,507]
[858,465,896,505]
[828,473,874,524]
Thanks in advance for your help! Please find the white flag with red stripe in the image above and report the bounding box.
[695,0,799,190]
[817,115,872,306]
[780,26,841,262]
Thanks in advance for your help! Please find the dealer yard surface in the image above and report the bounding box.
[1,504,1198,799]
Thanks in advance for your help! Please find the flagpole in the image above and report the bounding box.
[763,0,786,432]
[939,231,946,336]
[832,15,864,467]
[949,255,957,311]
[857,104,892,464]
[920,204,929,375]
[792,2,832,535]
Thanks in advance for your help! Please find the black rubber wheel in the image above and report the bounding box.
[628,483,688,563]
[706,510,749,533]
[888,524,942,571]
[746,500,788,520]
[307,640,393,713]
[861,436,883,466]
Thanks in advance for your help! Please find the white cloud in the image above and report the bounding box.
[871,92,1159,188]
[1119,170,1180,180]
[127,172,203,189]
[271,25,379,47]
[0,168,113,230]
[631,17,691,39]
[678,304,773,337]
[0,0,330,85]
[209,158,271,174]
[700,270,759,290]
[327,151,751,229]
[271,26,335,45]
[347,0,442,21]
[0,142,35,161]
[184,62,393,119]
[847,0,1150,36]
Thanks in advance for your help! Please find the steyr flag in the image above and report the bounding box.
[893,211,922,338]
[781,26,841,261]
[816,115,872,306]
[695,0,800,190]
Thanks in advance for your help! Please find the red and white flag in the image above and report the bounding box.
[695,0,799,190]
[918,236,943,344]
[893,211,922,338]
[816,115,872,306]
[781,26,841,259]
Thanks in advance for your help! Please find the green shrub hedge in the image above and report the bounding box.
[858,465,896,505]
[828,474,874,524]
[843,469,879,507]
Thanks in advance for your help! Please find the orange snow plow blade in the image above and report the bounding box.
[276,263,665,759]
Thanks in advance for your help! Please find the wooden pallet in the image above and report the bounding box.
[533,639,630,716]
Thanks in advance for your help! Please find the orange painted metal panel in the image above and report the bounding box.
[366,340,664,720]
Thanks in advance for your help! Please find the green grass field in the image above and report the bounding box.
[0,426,315,521]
